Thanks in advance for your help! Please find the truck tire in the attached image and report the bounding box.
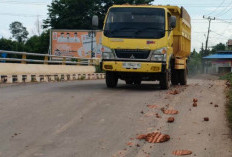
[171,69,178,85]
[160,71,170,90]
[125,80,133,85]
[179,69,187,85]
[106,72,118,88]
[134,80,141,85]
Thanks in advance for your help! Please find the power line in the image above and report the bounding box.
[213,0,232,17]
[205,0,226,16]
[0,2,48,6]
[0,0,51,6]
[210,31,229,39]
[0,13,46,17]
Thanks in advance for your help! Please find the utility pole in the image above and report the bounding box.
[202,16,215,74]
[203,16,215,56]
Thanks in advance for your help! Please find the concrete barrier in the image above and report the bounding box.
[0,63,95,75]
[0,63,105,84]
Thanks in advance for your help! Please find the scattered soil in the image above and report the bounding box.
[168,90,179,95]
[204,117,209,121]
[137,132,170,143]
[167,117,175,123]
[163,109,179,115]
[193,102,198,107]
[147,105,159,109]
[127,142,134,147]
[193,98,198,103]
[172,150,192,156]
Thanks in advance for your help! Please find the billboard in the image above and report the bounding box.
[51,30,103,58]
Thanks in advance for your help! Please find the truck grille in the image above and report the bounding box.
[115,49,150,59]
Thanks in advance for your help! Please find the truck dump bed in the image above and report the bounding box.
[164,6,191,58]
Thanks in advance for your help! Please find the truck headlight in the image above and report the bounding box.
[151,47,167,61]
[102,46,115,59]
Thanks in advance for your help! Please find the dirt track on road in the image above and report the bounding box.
[0,75,231,157]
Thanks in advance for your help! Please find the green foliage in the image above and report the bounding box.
[187,49,202,75]
[43,0,153,29]
[9,21,29,43]
[201,43,226,57]
[0,30,49,60]
[226,90,232,129]
[220,73,232,128]
[219,72,232,81]
[0,38,26,52]
[25,31,50,54]
[211,43,226,54]
[95,65,105,73]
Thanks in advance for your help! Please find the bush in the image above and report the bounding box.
[220,72,232,128]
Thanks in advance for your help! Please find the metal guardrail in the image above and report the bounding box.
[0,50,99,65]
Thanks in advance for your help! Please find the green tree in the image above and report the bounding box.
[211,43,226,54]
[43,0,154,29]
[188,49,202,75]
[9,21,29,43]
[25,31,50,54]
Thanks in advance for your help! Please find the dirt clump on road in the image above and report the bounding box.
[163,109,179,115]
[193,98,198,103]
[156,113,162,118]
[167,117,175,123]
[147,105,159,109]
[137,132,170,143]
[204,117,209,121]
[172,150,192,156]
[127,142,134,147]
[168,89,180,95]
[193,98,198,107]
[193,102,198,107]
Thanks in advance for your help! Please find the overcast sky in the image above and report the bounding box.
[0,0,231,51]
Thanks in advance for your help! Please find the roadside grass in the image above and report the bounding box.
[220,73,232,129]
[95,65,105,73]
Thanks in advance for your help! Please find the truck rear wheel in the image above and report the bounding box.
[134,80,141,85]
[160,71,170,90]
[125,80,133,85]
[106,72,118,88]
[171,69,178,85]
[179,69,187,85]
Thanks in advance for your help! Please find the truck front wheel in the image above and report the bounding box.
[125,80,133,85]
[134,80,142,85]
[160,71,170,90]
[106,72,118,88]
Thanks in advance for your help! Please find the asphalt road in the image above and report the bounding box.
[0,75,232,157]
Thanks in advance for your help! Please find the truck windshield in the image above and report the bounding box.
[104,7,165,39]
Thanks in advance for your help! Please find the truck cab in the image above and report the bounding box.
[96,5,191,89]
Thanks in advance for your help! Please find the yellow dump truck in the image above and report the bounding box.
[94,5,191,89]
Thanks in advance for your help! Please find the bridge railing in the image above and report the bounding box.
[0,50,100,65]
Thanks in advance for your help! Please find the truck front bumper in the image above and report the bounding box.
[102,61,166,73]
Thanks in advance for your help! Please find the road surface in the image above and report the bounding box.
[0,75,231,157]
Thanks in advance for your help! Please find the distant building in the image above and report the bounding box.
[203,51,232,74]
[227,40,232,47]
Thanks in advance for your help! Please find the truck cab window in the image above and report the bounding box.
[104,8,165,39]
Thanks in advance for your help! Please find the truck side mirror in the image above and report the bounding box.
[170,16,176,29]
[92,15,99,28]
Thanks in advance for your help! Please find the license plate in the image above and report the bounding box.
[123,62,141,69]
